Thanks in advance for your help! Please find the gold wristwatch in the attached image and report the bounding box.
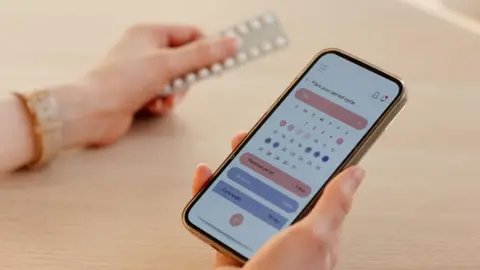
[13,89,62,168]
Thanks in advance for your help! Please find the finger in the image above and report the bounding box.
[192,131,247,194]
[146,90,187,116]
[330,227,342,268]
[192,163,213,195]
[214,252,243,268]
[304,166,365,242]
[144,99,164,115]
[211,131,261,269]
[193,133,249,269]
[165,36,239,79]
[230,131,248,150]
[160,25,203,47]
[127,24,203,47]
[192,133,248,269]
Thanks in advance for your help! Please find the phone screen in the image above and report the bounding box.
[185,51,403,260]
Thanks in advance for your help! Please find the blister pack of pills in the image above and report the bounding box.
[160,12,289,97]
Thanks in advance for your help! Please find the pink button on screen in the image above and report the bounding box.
[229,213,244,227]
[240,153,311,198]
[295,88,368,130]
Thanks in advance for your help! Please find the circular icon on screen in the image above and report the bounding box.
[280,120,287,126]
[287,125,295,131]
[322,156,329,162]
[336,138,344,145]
[230,213,244,227]
[314,151,321,158]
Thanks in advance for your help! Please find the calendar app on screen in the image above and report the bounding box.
[186,52,401,259]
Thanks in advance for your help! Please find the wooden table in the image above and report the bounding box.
[1,0,479,269]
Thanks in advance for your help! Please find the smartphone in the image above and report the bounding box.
[182,48,407,263]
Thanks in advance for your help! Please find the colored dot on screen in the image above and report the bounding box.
[322,156,329,162]
[313,151,321,158]
[229,213,244,227]
[305,147,312,153]
[273,142,280,148]
[265,138,272,143]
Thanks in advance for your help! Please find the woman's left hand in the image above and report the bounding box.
[191,132,366,270]
[54,24,238,148]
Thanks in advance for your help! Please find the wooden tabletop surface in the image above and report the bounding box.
[1,0,479,269]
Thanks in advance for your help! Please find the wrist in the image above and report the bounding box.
[51,76,133,150]
[50,79,108,149]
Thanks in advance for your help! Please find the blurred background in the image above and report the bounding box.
[0,0,480,269]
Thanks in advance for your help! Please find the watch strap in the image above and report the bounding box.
[13,89,63,168]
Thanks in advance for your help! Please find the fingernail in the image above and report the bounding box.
[342,167,365,196]
[196,163,207,169]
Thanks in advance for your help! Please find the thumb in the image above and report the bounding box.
[303,166,365,243]
[164,35,239,79]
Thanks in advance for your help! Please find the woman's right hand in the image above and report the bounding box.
[50,24,238,149]
[192,132,366,270]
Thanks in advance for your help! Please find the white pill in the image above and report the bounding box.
[262,13,276,24]
[173,78,184,88]
[261,42,273,52]
[249,47,260,57]
[186,73,196,83]
[224,57,235,68]
[198,68,210,79]
[236,52,247,62]
[275,36,287,47]
[249,19,262,29]
[236,24,249,34]
[211,63,223,74]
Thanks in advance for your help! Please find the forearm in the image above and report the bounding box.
[0,93,36,172]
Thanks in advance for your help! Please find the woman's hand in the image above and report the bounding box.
[191,131,366,270]
[54,24,238,148]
